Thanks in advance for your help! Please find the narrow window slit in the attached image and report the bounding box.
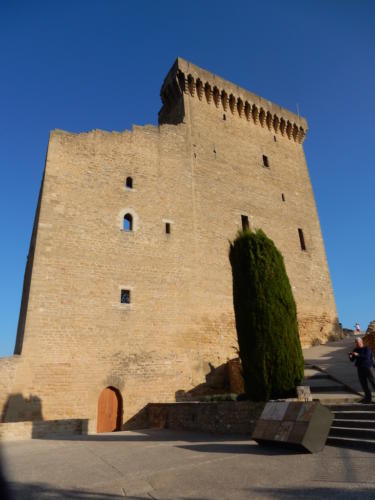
[298,228,306,251]
[241,215,249,231]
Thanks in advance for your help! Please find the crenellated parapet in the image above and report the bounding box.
[159,58,308,144]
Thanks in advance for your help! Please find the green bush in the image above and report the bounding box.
[229,229,304,401]
[203,393,238,402]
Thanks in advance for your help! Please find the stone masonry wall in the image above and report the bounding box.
[148,401,265,435]
[176,59,340,347]
[0,419,87,441]
[0,58,340,439]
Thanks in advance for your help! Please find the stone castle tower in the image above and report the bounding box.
[0,58,341,439]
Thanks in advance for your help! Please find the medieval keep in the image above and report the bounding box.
[0,58,341,439]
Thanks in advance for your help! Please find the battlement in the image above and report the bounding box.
[159,58,307,144]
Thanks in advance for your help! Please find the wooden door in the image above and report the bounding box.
[97,387,121,433]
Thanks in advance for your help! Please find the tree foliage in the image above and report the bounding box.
[229,229,304,401]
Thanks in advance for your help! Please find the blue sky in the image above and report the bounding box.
[0,1,374,356]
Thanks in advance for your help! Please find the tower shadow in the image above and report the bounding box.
[1,394,43,423]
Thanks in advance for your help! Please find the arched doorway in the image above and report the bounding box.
[97,387,122,433]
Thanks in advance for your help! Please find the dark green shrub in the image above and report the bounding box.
[229,229,304,401]
[202,393,238,402]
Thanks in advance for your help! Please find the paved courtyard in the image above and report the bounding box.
[2,429,375,499]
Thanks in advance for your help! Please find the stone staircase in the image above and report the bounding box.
[303,364,375,450]
[301,337,375,450]
[303,365,360,405]
[326,403,375,450]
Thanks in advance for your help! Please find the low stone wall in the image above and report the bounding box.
[0,401,265,440]
[0,419,88,441]
[147,401,265,435]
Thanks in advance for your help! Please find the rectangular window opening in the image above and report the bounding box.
[241,215,249,231]
[282,193,285,202]
[298,228,306,251]
[262,154,269,168]
[121,289,131,304]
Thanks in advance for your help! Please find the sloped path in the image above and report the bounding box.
[302,365,360,404]
[303,336,364,397]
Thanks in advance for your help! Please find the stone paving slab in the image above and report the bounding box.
[2,429,375,499]
[303,368,329,378]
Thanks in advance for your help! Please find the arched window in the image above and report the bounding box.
[126,177,133,189]
[123,214,133,231]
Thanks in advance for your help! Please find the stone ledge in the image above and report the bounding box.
[0,419,88,441]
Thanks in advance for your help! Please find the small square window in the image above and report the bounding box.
[121,289,131,304]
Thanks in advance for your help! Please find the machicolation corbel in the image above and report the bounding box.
[162,63,307,143]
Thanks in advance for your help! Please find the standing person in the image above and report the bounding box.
[355,322,361,335]
[349,337,375,403]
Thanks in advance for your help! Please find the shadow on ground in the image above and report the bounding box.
[9,482,210,500]
[8,483,375,500]
[246,486,375,499]
[9,482,123,499]
[11,427,307,455]
[303,336,363,394]
[31,428,250,443]
[177,442,305,455]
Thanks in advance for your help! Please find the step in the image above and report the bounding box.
[327,436,375,450]
[329,426,375,440]
[310,386,350,394]
[313,394,361,405]
[332,411,375,420]
[302,378,344,389]
[332,419,375,429]
[327,404,375,412]
[303,373,330,380]
[304,369,330,379]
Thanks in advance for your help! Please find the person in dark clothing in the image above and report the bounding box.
[349,337,375,403]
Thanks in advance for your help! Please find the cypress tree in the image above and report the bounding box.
[229,229,304,401]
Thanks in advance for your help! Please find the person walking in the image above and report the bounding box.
[349,337,375,403]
